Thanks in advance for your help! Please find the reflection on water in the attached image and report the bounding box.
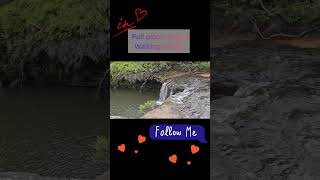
[110,89,158,118]
[0,87,108,178]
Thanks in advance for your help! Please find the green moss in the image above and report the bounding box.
[139,100,156,113]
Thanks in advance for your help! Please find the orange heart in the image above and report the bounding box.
[134,150,138,154]
[169,154,177,164]
[187,161,192,165]
[138,135,146,144]
[118,144,125,152]
[191,145,200,154]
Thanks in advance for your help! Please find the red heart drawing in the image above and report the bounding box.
[187,161,192,165]
[191,145,200,154]
[134,150,138,154]
[138,135,146,144]
[169,154,177,164]
[118,144,125,152]
[135,8,148,22]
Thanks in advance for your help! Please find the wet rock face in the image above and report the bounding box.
[211,42,320,180]
[169,77,210,119]
[163,76,210,119]
[145,75,210,119]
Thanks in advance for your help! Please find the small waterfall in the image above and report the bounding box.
[156,81,170,105]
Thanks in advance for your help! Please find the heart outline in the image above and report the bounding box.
[135,8,148,22]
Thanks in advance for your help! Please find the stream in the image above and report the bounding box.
[110,89,158,118]
[0,87,107,178]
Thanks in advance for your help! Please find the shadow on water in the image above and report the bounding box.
[0,87,108,178]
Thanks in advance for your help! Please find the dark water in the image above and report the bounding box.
[110,89,159,118]
[0,87,108,178]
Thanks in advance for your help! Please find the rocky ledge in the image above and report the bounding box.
[143,74,210,119]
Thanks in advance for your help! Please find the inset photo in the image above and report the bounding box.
[110,61,210,119]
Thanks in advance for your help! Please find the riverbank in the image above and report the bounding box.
[0,0,109,88]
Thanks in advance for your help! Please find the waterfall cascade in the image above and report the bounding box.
[155,77,199,106]
[156,81,170,105]
[170,87,193,104]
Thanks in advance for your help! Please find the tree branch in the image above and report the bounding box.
[251,17,320,40]
[258,0,272,17]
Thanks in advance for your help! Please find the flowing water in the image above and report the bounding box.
[110,89,158,118]
[0,87,107,178]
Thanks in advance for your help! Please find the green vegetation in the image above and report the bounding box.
[91,136,109,160]
[110,61,210,86]
[0,0,109,50]
[275,1,320,25]
[177,61,210,72]
[110,61,170,80]
[139,100,156,113]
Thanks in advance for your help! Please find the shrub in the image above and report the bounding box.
[92,136,109,160]
[139,100,156,113]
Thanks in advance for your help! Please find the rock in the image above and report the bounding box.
[211,42,320,179]
[95,171,109,180]
[143,75,210,119]
[143,101,182,118]
[0,172,83,180]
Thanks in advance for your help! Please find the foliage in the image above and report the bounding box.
[91,136,109,160]
[110,61,210,86]
[0,0,109,51]
[110,61,170,80]
[139,100,156,113]
[177,61,210,72]
[272,1,320,25]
